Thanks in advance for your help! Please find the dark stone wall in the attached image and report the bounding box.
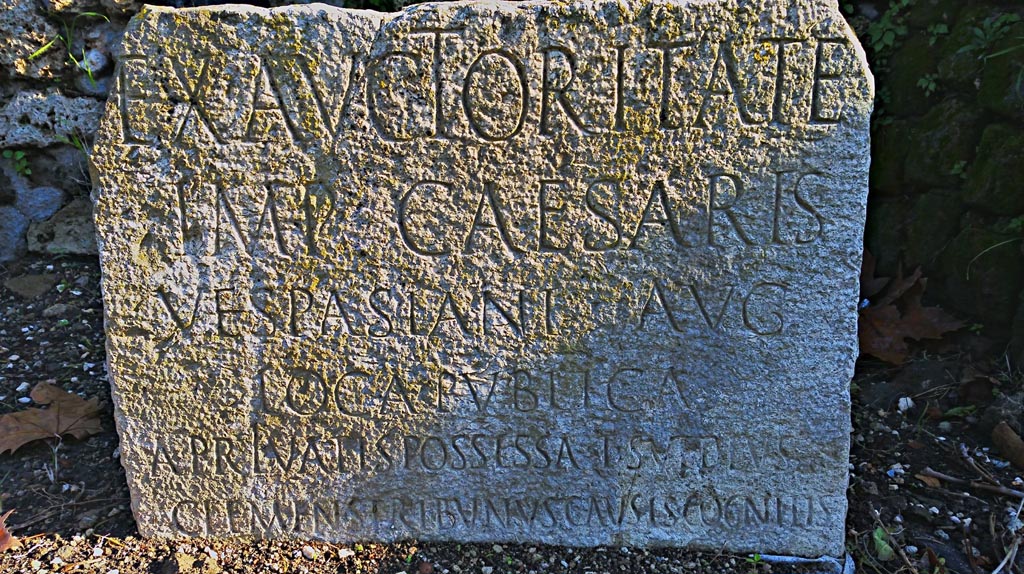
[854,0,1024,353]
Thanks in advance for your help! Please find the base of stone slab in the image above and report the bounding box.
[761,554,855,574]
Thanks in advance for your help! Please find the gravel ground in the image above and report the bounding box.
[3,254,1024,574]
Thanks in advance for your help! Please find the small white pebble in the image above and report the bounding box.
[16,382,30,392]
[492,544,503,553]
[951,516,962,524]
[107,570,119,574]
[929,507,940,515]
[338,548,355,559]
[302,545,317,560]
[18,397,31,404]
[8,354,20,362]
[897,397,914,413]
[905,545,918,554]
[481,567,494,574]
[93,547,104,557]
[205,547,218,561]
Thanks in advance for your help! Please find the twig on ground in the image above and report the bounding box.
[992,500,1024,574]
[960,443,1000,486]
[962,522,982,574]
[993,512,1006,570]
[920,468,1024,499]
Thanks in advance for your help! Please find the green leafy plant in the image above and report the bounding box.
[56,121,88,154]
[872,526,895,561]
[1004,215,1024,234]
[917,74,938,96]
[1,150,30,176]
[927,23,949,46]
[949,160,968,179]
[958,14,1022,60]
[28,12,109,85]
[943,405,977,418]
[745,553,765,571]
[865,0,913,56]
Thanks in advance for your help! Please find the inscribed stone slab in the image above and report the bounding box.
[89,0,872,557]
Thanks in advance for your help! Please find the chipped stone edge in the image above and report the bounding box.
[762,553,855,574]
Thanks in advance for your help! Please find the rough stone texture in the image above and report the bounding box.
[27,197,97,255]
[0,0,66,79]
[978,30,1024,123]
[0,89,105,148]
[90,0,872,557]
[937,225,1024,328]
[964,124,1024,215]
[15,186,64,222]
[0,168,15,204]
[903,98,983,190]
[0,205,29,262]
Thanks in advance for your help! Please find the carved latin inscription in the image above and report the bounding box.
[91,0,872,558]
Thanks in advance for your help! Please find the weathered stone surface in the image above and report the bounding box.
[0,205,29,262]
[965,124,1024,215]
[0,0,65,79]
[27,197,97,255]
[90,0,872,557]
[903,98,983,190]
[16,186,64,222]
[0,89,104,148]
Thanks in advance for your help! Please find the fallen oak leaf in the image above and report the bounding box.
[0,383,103,455]
[858,262,964,364]
[859,304,910,363]
[915,473,942,488]
[860,250,891,299]
[0,509,19,552]
[897,277,964,341]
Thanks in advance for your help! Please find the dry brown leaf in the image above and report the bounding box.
[0,383,103,455]
[993,422,1024,470]
[860,250,891,299]
[925,547,948,574]
[0,509,18,552]
[915,473,942,488]
[859,304,908,363]
[898,278,964,341]
[859,257,964,364]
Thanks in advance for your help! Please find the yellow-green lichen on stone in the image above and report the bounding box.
[90,0,872,557]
